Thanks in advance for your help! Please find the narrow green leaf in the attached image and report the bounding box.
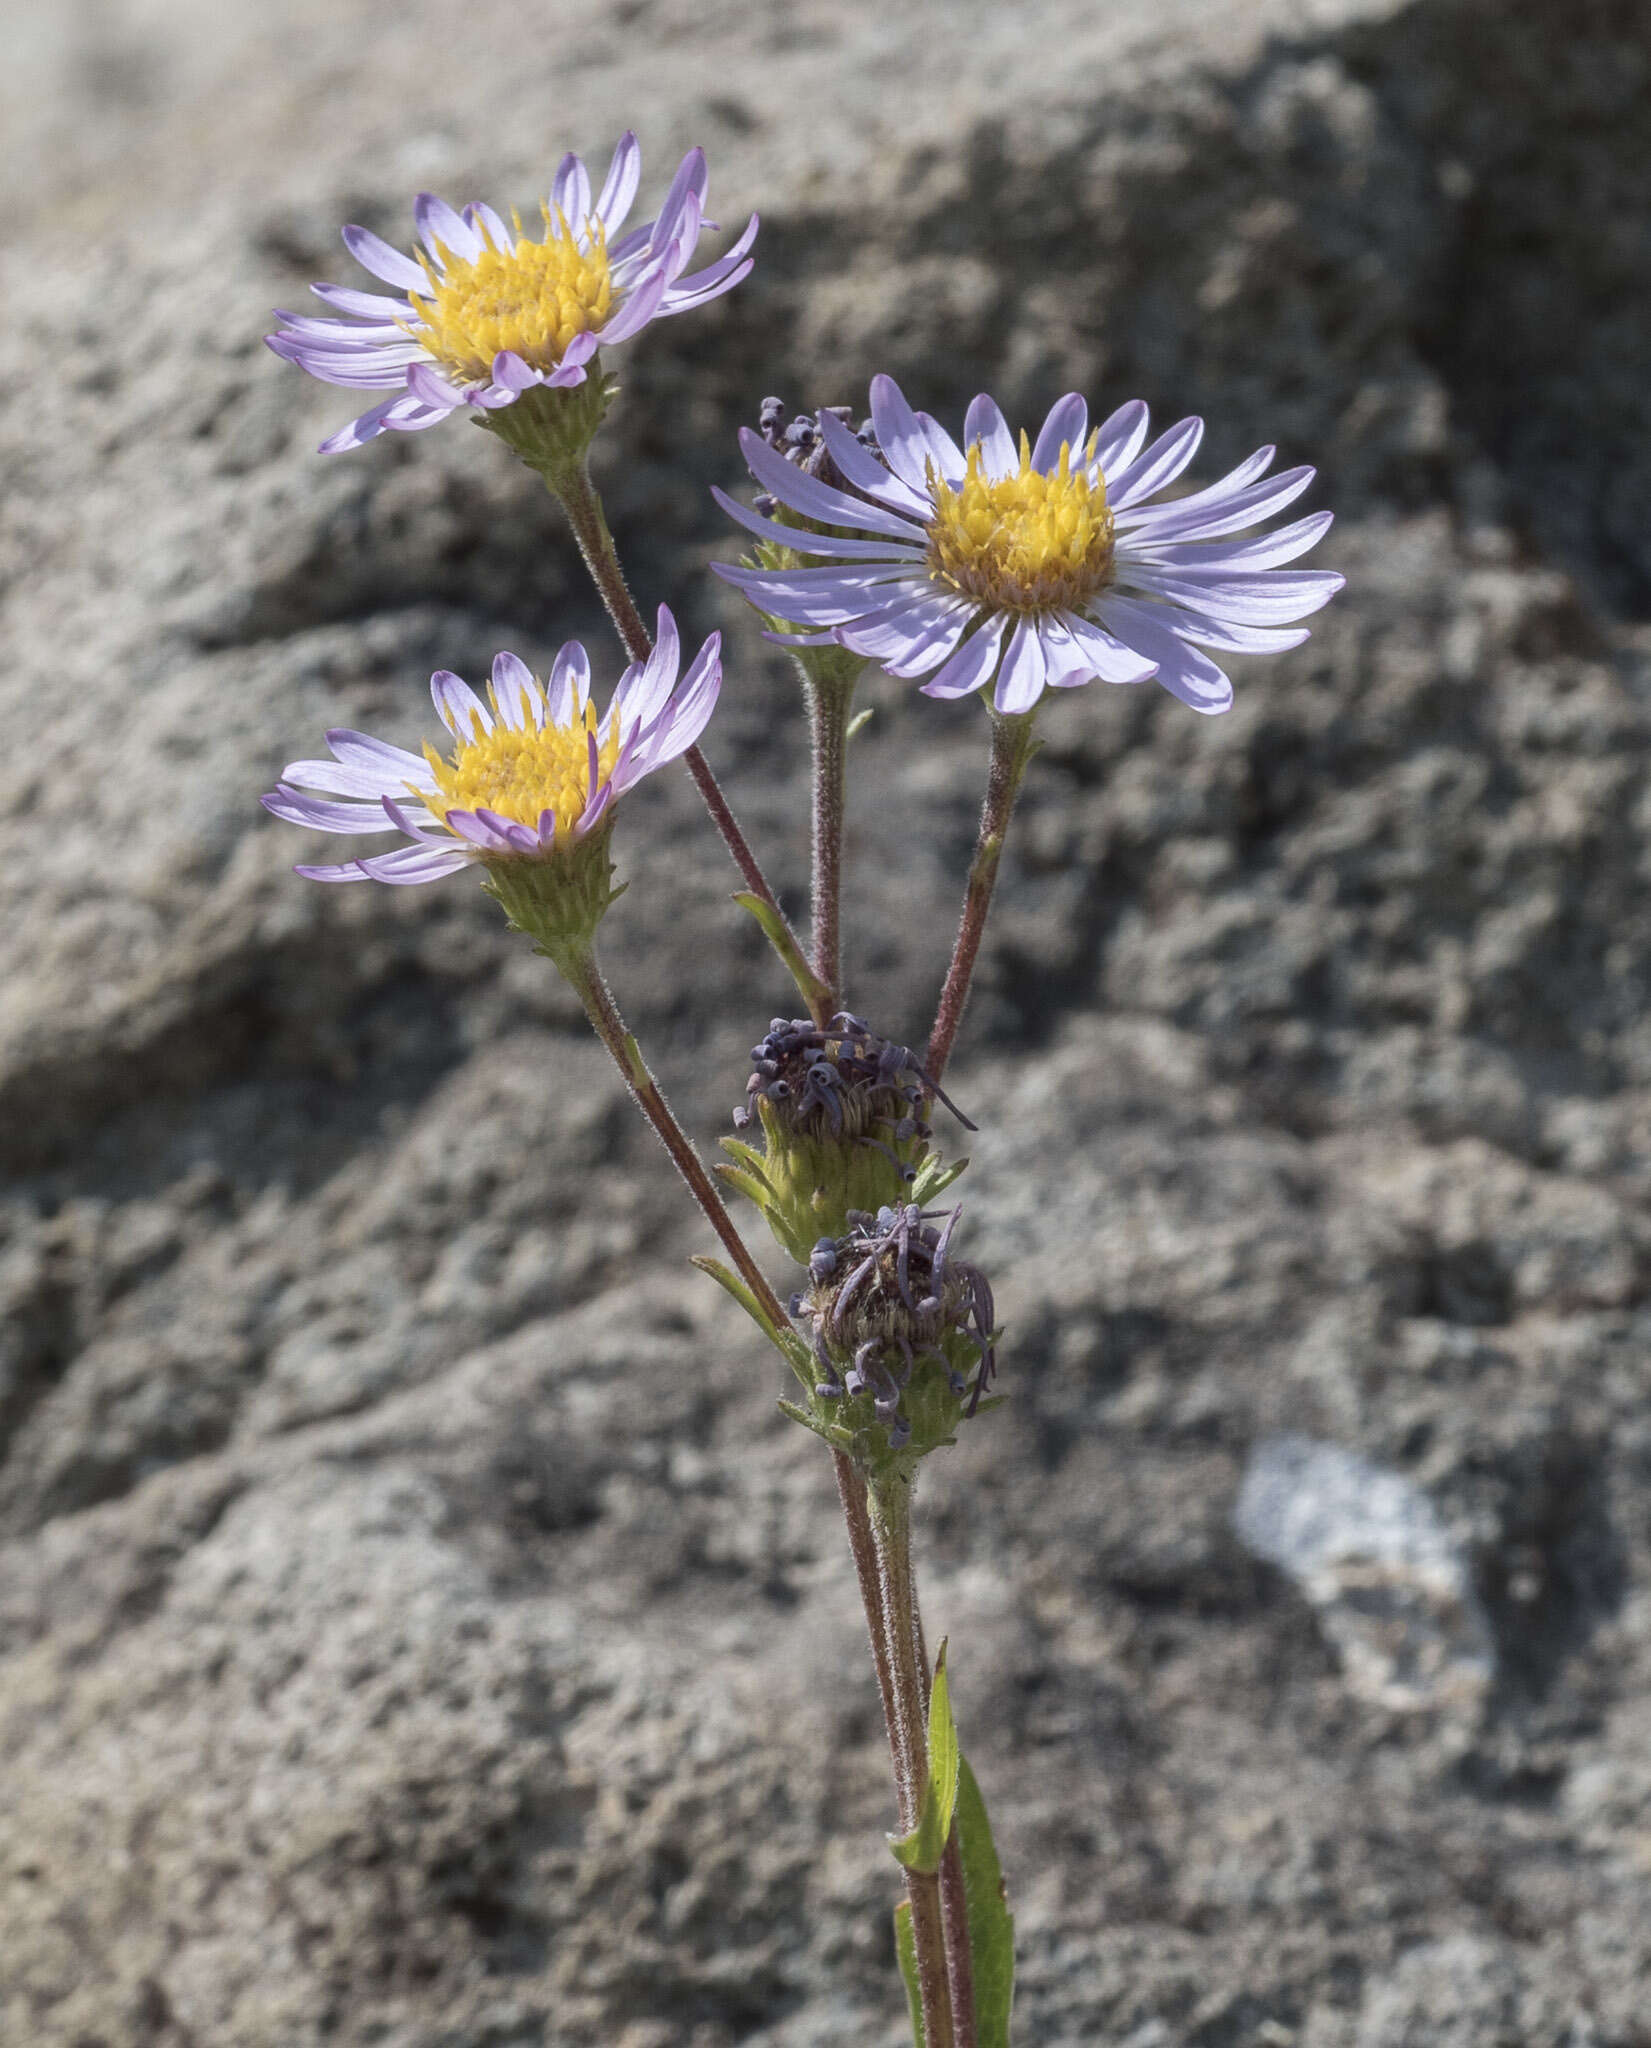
[712,1162,775,1211]
[954,1754,1015,2048]
[689,1256,810,1378]
[846,706,875,741]
[717,1137,773,1179]
[893,1900,924,2048]
[911,1152,969,1204]
[889,1641,961,1874]
[732,891,833,1019]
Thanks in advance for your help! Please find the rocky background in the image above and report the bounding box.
[3,0,1650,2041]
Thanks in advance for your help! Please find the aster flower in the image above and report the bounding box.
[267,134,757,453]
[261,607,719,897]
[712,375,1342,716]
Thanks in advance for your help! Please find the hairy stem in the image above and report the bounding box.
[938,1827,979,2048]
[924,709,1039,1084]
[556,938,790,1333]
[804,664,857,1012]
[833,1453,908,1792]
[868,1470,956,2048]
[544,454,808,972]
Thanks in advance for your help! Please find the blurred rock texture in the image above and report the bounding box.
[3,0,1650,2041]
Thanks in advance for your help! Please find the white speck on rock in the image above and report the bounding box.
[1235,1433,1495,1714]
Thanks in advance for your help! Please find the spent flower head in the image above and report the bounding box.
[787,1203,999,1468]
[262,609,719,954]
[714,374,1343,716]
[267,135,757,454]
[718,1013,971,1263]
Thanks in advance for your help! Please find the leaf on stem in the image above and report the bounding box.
[954,1754,1015,2048]
[689,1255,812,1378]
[732,890,833,1019]
[893,1900,925,2048]
[889,1640,960,1874]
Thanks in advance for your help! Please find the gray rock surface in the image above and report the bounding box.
[3,0,1651,2041]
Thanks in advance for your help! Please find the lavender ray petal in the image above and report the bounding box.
[308,281,414,319]
[355,844,472,885]
[1140,508,1333,572]
[1120,566,1345,624]
[546,641,592,727]
[812,410,934,517]
[1030,393,1089,474]
[737,427,928,540]
[1107,416,1205,509]
[341,225,428,292]
[993,615,1049,714]
[261,788,389,834]
[550,150,593,229]
[490,651,539,729]
[1119,468,1320,546]
[1058,611,1159,684]
[870,374,946,494]
[963,393,1017,478]
[595,131,642,233]
[920,613,1007,699]
[592,264,669,346]
[710,486,925,561]
[430,670,493,740]
[1090,398,1150,477]
[414,192,480,262]
[1094,595,1236,714]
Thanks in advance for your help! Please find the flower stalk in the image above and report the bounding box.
[925,708,1039,1083]
[801,653,858,1011]
[541,451,822,1017]
[552,934,790,1333]
[868,1468,956,2048]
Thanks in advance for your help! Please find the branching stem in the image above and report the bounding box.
[924,709,1039,1084]
[803,661,857,1012]
[544,454,811,987]
[556,938,790,1334]
[867,1470,956,2048]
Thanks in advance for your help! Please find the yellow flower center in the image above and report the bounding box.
[422,696,621,843]
[925,434,1115,613]
[406,208,615,385]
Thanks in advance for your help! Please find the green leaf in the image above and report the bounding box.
[689,1256,811,1379]
[910,1153,969,1205]
[893,1900,924,2047]
[954,1754,1015,2048]
[777,1398,854,1447]
[731,891,833,1020]
[846,706,875,741]
[889,1641,961,1874]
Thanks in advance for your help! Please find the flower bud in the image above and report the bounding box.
[718,1012,971,1263]
[787,1203,999,1469]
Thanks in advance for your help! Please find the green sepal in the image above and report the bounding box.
[777,1398,856,1447]
[893,1900,924,2048]
[954,1754,1015,2048]
[889,1641,960,1875]
[689,1256,810,1379]
[910,1152,969,1205]
[846,706,875,742]
[481,818,625,968]
[479,363,618,477]
[712,1161,775,1212]
[731,891,833,1020]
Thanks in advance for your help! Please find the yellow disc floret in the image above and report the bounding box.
[926,433,1115,613]
[407,208,615,385]
[422,693,622,844]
